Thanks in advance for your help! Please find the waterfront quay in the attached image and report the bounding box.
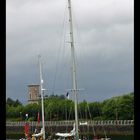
[6,120,134,136]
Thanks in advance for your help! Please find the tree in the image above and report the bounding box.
[6,98,15,106]
[6,92,134,121]
[88,102,102,119]
[101,93,134,120]
[6,97,22,107]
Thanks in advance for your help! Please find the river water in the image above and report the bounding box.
[6,135,134,140]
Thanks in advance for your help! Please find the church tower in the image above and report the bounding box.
[28,84,40,104]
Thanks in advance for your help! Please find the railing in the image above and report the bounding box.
[6,120,134,127]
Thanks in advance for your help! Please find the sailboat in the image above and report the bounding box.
[55,123,75,138]
[55,0,111,140]
[31,55,46,140]
[19,56,46,140]
[20,0,111,139]
[54,0,79,139]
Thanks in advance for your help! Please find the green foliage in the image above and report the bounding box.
[88,102,102,119]
[22,103,40,121]
[43,97,74,121]
[6,97,22,107]
[28,117,35,121]
[116,94,134,120]
[6,92,134,121]
[102,93,134,120]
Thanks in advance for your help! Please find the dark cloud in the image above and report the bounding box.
[6,0,133,104]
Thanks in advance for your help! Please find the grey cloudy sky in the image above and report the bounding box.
[6,0,134,104]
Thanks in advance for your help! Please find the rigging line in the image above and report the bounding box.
[68,4,89,96]
[96,103,108,139]
[85,105,90,140]
[53,101,59,134]
[63,100,74,133]
[78,103,87,133]
[86,100,96,136]
[72,5,91,94]
[64,99,68,132]
[61,4,73,94]
[67,99,74,121]
[53,5,71,95]
[51,2,67,94]
[78,103,83,120]
[64,99,72,132]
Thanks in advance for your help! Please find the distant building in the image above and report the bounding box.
[28,85,40,104]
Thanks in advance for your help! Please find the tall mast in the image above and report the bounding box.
[67,0,79,140]
[38,55,45,140]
